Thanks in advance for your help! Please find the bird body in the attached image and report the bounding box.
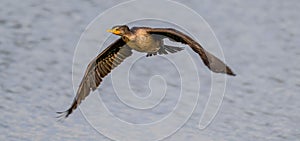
[122,28,160,53]
[57,25,235,118]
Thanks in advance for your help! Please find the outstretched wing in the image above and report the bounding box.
[57,38,132,118]
[145,28,235,76]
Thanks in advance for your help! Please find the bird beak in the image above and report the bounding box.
[106,29,114,33]
[107,29,121,35]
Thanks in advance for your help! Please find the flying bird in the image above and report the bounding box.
[57,25,235,118]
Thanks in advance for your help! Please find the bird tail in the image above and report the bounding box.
[163,45,184,54]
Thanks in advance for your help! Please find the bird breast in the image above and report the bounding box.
[126,34,160,53]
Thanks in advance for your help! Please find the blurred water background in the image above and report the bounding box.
[0,0,299,140]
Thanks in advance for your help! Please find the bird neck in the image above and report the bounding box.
[122,32,135,42]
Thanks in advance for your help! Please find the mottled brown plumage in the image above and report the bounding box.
[58,25,235,118]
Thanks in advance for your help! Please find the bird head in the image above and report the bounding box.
[107,25,130,36]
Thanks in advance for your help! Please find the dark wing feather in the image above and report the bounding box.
[145,28,235,76]
[57,38,132,118]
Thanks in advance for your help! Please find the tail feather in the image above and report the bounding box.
[146,45,184,57]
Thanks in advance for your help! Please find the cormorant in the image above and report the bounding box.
[57,25,235,118]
